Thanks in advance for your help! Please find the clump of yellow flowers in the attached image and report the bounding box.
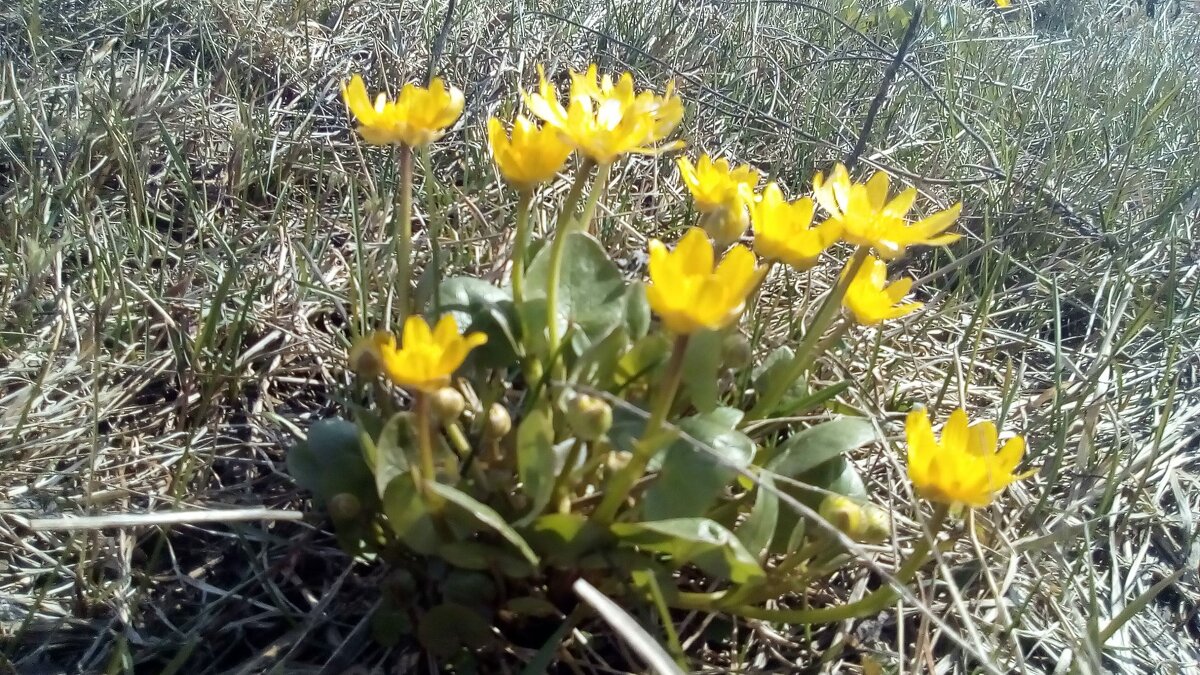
[287,63,1037,662]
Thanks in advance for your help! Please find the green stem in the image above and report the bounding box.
[394,145,415,327]
[414,393,442,509]
[510,189,534,305]
[592,334,690,524]
[746,247,870,422]
[574,162,613,235]
[420,145,443,316]
[544,159,596,376]
[550,439,586,511]
[674,503,949,624]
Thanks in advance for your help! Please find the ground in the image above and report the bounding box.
[2,0,1199,672]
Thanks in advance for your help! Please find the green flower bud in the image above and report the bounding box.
[328,492,362,522]
[818,494,863,538]
[721,331,753,370]
[859,504,891,544]
[565,394,613,441]
[430,387,466,422]
[381,568,417,602]
[484,403,512,440]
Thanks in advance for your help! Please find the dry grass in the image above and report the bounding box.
[2,0,1199,671]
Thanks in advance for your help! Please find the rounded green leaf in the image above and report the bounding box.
[417,603,496,658]
[765,417,877,479]
[681,329,722,414]
[642,408,755,521]
[611,518,765,584]
[287,418,374,507]
[428,482,540,567]
[515,407,556,525]
[438,276,520,368]
[525,232,628,340]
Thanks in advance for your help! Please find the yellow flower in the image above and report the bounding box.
[488,115,574,188]
[646,227,766,334]
[812,164,961,259]
[354,316,487,392]
[341,74,464,147]
[678,155,759,245]
[523,64,683,164]
[996,0,1011,7]
[751,183,842,269]
[905,408,1032,508]
[842,255,922,325]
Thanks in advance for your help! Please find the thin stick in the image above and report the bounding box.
[27,509,305,531]
[843,4,923,172]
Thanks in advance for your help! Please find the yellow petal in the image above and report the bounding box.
[402,314,433,347]
[943,408,970,452]
[342,74,377,123]
[967,421,998,458]
[674,227,715,276]
[865,171,890,211]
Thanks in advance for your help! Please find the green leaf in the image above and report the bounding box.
[526,513,607,564]
[764,417,877,478]
[515,407,556,524]
[503,596,562,619]
[371,605,413,647]
[525,232,628,341]
[642,408,755,521]
[438,276,519,368]
[572,326,630,388]
[680,329,722,414]
[615,333,671,390]
[624,281,651,339]
[287,418,374,506]
[611,518,765,584]
[752,346,805,414]
[368,413,415,497]
[796,456,868,501]
[417,603,496,658]
[428,482,540,567]
[768,456,868,555]
[735,474,779,561]
[438,540,535,578]
[381,476,439,555]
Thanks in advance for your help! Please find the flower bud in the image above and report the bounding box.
[721,331,753,370]
[565,394,613,441]
[348,332,388,379]
[430,387,466,422]
[859,504,891,544]
[328,492,362,522]
[818,494,863,538]
[483,403,512,440]
[700,206,749,249]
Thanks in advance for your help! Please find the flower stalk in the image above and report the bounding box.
[673,503,949,623]
[544,158,596,372]
[510,189,535,304]
[394,145,415,326]
[746,246,871,421]
[592,334,690,524]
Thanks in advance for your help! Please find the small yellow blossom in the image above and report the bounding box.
[842,255,922,325]
[678,155,759,245]
[906,408,1032,508]
[996,0,1011,7]
[646,227,766,334]
[341,74,464,147]
[812,164,961,259]
[523,64,683,165]
[352,316,487,392]
[751,183,842,269]
[488,115,574,188]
